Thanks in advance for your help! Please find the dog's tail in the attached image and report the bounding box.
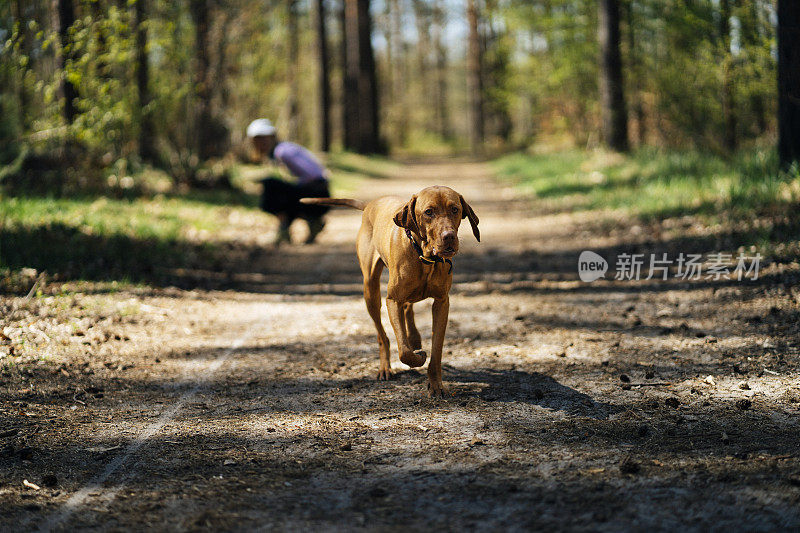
[300,197,366,210]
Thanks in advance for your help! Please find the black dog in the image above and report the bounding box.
[259,177,330,244]
[259,177,330,219]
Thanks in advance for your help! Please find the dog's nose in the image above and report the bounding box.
[442,231,456,244]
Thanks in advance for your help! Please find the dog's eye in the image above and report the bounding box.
[424,208,434,217]
[451,206,459,214]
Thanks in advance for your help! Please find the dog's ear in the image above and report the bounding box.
[394,195,420,236]
[460,195,480,242]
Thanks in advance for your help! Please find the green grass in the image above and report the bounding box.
[0,193,231,288]
[493,148,800,219]
[493,148,800,260]
[1,195,215,242]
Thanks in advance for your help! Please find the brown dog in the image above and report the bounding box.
[302,186,480,396]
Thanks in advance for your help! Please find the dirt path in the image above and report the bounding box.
[2,160,800,531]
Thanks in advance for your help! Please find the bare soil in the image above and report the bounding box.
[2,161,799,531]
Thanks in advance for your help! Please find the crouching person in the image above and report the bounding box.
[246,118,331,245]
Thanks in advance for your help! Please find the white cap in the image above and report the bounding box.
[246,118,276,137]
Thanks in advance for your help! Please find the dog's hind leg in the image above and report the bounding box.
[365,259,391,380]
[359,239,391,380]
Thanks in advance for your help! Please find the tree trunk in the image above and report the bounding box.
[778,0,800,168]
[625,0,645,146]
[341,1,359,151]
[343,0,381,154]
[482,0,511,142]
[135,0,155,162]
[11,0,31,132]
[719,0,737,152]
[389,0,407,145]
[598,0,628,152]
[412,0,432,132]
[432,1,450,140]
[467,0,484,154]
[742,0,766,135]
[190,0,227,161]
[286,0,300,140]
[315,0,331,152]
[214,11,232,112]
[57,0,78,125]
[191,0,212,159]
[357,0,380,153]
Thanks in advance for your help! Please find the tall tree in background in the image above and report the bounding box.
[482,0,512,142]
[214,10,232,117]
[191,0,213,159]
[341,2,358,150]
[135,0,155,162]
[412,0,432,132]
[387,0,407,145]
[356,0,380,153]
[315,0,331,151]
[190,0,228,161]
[466,0,484,154]
[778,0,800,168]
[286,0,300,140]
[598,0,628,152]
[8,0,30,135]
[741,1,767,135]
[343,0,380,153]
[719,0,737,152]
[57,0,78,125]
[432,1,450,140]
[625,0,645,146]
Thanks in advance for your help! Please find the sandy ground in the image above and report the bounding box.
[1,160,800,531]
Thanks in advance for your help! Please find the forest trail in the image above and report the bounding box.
[3,160,800,531]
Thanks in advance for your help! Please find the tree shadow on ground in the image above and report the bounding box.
[0,222,361,294]
[1,440,788,531]
[3,390,800,530]
[2,306,799,529]
[3,202,797,297]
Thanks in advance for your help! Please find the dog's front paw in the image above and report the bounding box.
[400,349,427,368]
[427,380,448,398]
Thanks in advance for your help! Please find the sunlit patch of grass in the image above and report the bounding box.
[0,193,235,288]
[493,148,800,256]
[493,148,798,219]
[0,195,232,242]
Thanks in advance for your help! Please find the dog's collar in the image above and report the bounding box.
[405,229,453,273]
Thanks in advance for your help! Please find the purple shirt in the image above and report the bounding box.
[273,142,327,185]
